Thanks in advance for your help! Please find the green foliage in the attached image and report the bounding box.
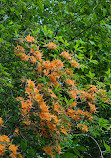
[0,63,13,92]
[0,0,111,157]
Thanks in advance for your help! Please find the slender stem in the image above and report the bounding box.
[86,135,104,158]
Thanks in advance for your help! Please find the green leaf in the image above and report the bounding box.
[21,140,27,150]
[73,148,80,156]
[61,152,78,158]
[65,97,69,104]
[27,148,36,156]
[103,140,110,152]
[76,145,87,151]
[86,71,95,79]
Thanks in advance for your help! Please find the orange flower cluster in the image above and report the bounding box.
[25,34,35,43]
[43,144,61,156]
[45,42,57,50]
[0,135,22,158]
[0,117,3,126]
[70,60,80,68]
[14,128,19,136]
[61,51,72,60]
[14,37,41,63]
[98,89,110,103]
[77,124,88,132]
[61,51,80,68]
[15,35,109,157]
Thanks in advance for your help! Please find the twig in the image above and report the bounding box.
[86,134,104,158]
[4,116,12,124]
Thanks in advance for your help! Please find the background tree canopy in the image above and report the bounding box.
[0,0,111,158]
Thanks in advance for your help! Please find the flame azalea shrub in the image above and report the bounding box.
[14,35,110,157]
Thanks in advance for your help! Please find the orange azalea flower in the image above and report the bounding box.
[39,112,51,121]
[77,124,88,132]
[25,99,33,110]
[60,126,68,135]
[14,128,19,136]
[49,73,56,82]
[30,44,39,52]
[34,88,39,94]
[88,85,97,93]
[69,90,76,100]
[30,48,35,54]
[18,154,22,158]
[40,102,49,112]
[70,102,77,107]
[21,101,28,109]
[0,145,5,155]
[54,104,60,113]
[67,109,75,117]
[14,45,24,53]
[43,60,51,69]
[47,122,57,131]
[50,62,56,70]
[49,80,60,87]
[37,63,42,72]
[73,115,79,122]
[0,135,10,144]
[53,59,63,69]
[20,78,25,83]
[48,89,58,99]
[16,97,24,102]
[51,115,60,124]
[88,103,96,113]
[82,125,88,132]
[84,111,93,121]
[61,51,72,60]
[67,123,71,129]
[9,152,17,158]
[22,120,31,125]
[43,146,53,156]
[70,60,80,68]
[23,121,31,125]
[9,144,18,155]
[80,91,93,102]
[55,145,61,153]
[86,93,92,101]
[34,51,42,61]
[21,100,32,113]
[0,117,3,126]
[18,53,29,61]
[104,98,110,103]
[66,79,75,85]
[45,42,56,50]
[25,87,32,95]
[37,83,43,89]
[66,68,73,75]
[43,69,50,76]
[21,108,27,115]
[76,110,83,115]
[51,71,61,79]
[25,34,35,43]
[27,79,35,89]
[34,94,44,103]
[29,56,37,63]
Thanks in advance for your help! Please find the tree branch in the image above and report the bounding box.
[86,134,104,158]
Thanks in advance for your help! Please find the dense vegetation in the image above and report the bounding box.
[0,0,111,158]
